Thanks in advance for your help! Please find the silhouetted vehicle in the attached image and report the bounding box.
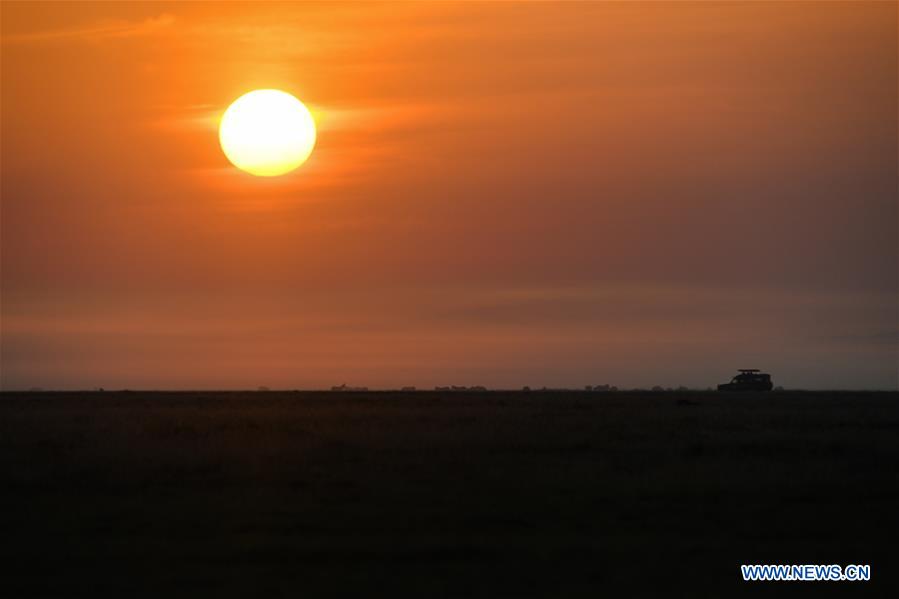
[718,369,773,391]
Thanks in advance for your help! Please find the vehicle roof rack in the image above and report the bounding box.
[738,369,761,373]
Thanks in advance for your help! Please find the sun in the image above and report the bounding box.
[219,89,316,177]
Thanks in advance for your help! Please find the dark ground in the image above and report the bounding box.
[1,390,897,598]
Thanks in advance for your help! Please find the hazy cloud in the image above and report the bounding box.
[2,13,175,44]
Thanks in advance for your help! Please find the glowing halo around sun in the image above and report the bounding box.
[219,89,316,177]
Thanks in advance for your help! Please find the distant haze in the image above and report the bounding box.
[1,2,896,390]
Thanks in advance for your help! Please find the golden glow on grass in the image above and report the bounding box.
[219,89,316,177]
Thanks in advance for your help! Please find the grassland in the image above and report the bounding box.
[2,390,897,597]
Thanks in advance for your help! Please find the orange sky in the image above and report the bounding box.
[2,1,897,390]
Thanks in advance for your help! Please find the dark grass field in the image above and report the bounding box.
[2,390,897,597]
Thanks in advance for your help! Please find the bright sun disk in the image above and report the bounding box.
[219,89,316,177]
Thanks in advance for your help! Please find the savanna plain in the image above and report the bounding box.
[2,390,897,597]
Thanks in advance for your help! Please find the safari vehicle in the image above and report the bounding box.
[717,369,773,391]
